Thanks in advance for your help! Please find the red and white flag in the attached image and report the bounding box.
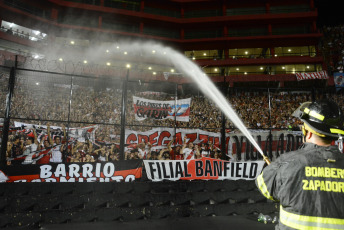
[295,70,329,81]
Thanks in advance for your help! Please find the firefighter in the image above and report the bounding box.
[256,99,344,229]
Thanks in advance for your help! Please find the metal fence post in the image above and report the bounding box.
[119,69,129,160]
[221,77,227,159]
[0,65,16,168]
[174,83,178,145]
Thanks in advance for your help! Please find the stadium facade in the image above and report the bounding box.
[0,0,329,88]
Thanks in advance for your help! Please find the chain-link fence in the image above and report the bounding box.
[1,61,343,167]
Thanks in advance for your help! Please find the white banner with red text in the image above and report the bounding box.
[125,127,305,159]
[144,158,265,182]
[14,122,98,143]
[125,127,231,153]
[133,96,191,122]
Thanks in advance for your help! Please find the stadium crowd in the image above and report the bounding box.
[2,73,344,165]
[1,24,344,164]
[320,25,344,74]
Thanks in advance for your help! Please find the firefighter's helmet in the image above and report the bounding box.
[292,99,344,138]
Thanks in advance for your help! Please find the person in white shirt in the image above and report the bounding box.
[181,136,200,160]
[47,124,66,163]
[23,130,38,164]
[138,142,152,159]
[23,135,38,156]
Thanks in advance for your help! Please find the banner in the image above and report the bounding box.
[295,70,329,81]
[334,72,344,88]
[144,158,265,182]
[125,127,231,153]
[163,72,183,80]
[125,127,304,159]
[133,96,191,122]
[1,160,143,182]
[14,122,98,143]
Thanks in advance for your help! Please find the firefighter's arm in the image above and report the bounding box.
[255,162,281,202]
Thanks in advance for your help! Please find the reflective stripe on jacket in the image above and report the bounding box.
[280,206,344,229]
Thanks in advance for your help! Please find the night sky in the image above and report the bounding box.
[315,0,344,27]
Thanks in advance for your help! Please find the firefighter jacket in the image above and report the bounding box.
[256,143,344,230]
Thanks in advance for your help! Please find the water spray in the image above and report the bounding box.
[38,41,272,164]
[164,47,272,165]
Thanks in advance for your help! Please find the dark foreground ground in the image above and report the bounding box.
[40,215,276,230]
[1,180,278,230]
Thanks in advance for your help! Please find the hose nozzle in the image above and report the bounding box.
[263,155,271,165]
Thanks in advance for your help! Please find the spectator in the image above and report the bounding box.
[181,136,200,160]
[7,136,23,165]
[94,147,108,162]
[157,148,171,160]
[125,149,140,160]
[47,124,66,163]
[137,142,152,159]
[108,152,120,161]
[84,153,95,162]
[200,141,212,158]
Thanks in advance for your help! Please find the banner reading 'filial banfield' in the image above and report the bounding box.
[295,70,329,81]
[144,158,265,182]
[133,96,191,122]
